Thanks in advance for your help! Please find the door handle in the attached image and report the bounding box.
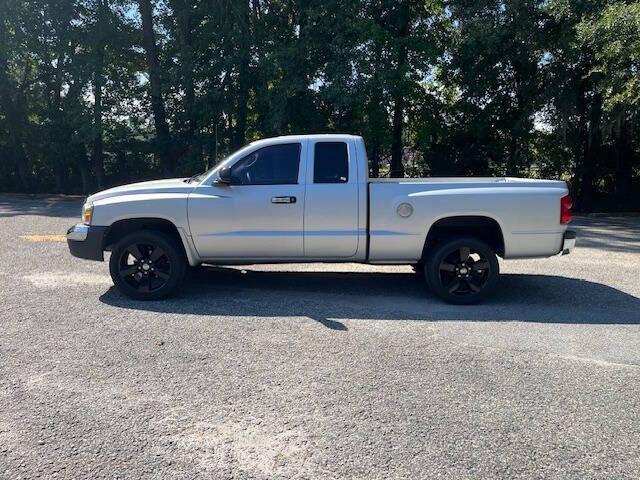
[271,196,296,204]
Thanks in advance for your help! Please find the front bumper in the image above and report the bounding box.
[66,224,108,261]
[560,230,576,255]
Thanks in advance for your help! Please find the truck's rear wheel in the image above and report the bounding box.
[425,237,499,305]
[109,231,186,300]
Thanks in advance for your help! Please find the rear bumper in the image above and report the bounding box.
[66,224,107,261]
[560,230,576,255]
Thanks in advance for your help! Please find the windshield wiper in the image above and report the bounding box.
[184,173,201,184]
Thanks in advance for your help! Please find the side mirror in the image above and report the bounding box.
[215,166,232,185]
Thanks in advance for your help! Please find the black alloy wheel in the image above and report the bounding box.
[109,231,186,300]
[425,237,499,304]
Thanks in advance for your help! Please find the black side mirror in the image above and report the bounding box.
[215,166,232,185]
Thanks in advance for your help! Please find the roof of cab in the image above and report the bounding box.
[250,133,362,145]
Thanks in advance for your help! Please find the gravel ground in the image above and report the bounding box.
[1,194,639,479]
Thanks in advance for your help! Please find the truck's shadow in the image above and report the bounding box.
[99,267,640,330]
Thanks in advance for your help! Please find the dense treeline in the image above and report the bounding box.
[0,0,638,211]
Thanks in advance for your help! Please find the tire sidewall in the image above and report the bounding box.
[109,231,186,300]
[425,237,499,305]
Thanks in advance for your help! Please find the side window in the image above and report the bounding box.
[230,143,301,185]
[314,142,349,184]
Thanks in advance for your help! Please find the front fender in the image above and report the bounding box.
[91,194,190,232]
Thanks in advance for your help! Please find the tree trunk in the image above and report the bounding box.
[51,49,67,192]
[368,87,384,177]
[390,95,405,178]
[579,90,603,211]
[389,4,410,178]
[79,152,92,195]
[169,0,195,147]
[507,135,520,176]
[92,57,105,189]
[370,137,380,178]
[614,115,633,198]
[234,1,251,148]
[64,77,92,194]
[368,41,384,178]
[92,6,106,190]
[43,47,68,193]
[48,0,73,192]
[138,0,173,175]
[234,58,250,148]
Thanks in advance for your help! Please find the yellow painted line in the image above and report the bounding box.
[21,234,67,243]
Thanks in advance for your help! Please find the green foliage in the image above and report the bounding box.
[577,2,640,112]
[0,0,638,210]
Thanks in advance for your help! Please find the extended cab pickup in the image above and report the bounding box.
[67,134,575,304]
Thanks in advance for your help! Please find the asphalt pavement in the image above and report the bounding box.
[1,194,639,479]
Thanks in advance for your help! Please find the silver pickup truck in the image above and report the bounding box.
[67,134,575,304]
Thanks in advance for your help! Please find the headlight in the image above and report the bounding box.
[82,204,93,225]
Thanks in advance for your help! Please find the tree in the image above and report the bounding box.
[138,0,173,176]
[577,2,640,199]
[443,0,547,176]
[0,0,638,211]
[0,0,35,191]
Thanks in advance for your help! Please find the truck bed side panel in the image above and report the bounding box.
[368,181,569,262]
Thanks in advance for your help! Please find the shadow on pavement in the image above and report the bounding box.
[0,195,83,218]
[572,216,640,253]
[99,267,640,329]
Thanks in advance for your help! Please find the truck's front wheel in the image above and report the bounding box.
[425,237,499,305]
[109,231,186,300]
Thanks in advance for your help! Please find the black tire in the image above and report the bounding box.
[424,237,499,305]
[109,230,186,300]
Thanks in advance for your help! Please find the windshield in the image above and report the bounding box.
[186,143,254,184]
[187,155,232,184]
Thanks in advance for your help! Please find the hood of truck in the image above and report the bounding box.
[86,178,195,204]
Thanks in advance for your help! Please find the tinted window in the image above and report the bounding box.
[230,143,301,185]
[314,142,348,183]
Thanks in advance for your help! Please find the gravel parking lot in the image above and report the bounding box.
[1,194,639,479]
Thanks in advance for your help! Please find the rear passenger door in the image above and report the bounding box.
[303,140,359,257]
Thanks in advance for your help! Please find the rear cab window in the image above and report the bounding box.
[314,142,349,184]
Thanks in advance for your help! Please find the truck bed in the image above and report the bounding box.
[367,177,569,262]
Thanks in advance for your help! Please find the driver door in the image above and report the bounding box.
[188,142,307,259]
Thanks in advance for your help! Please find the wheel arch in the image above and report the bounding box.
[103,217,199,266]
[422,215,505,259]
